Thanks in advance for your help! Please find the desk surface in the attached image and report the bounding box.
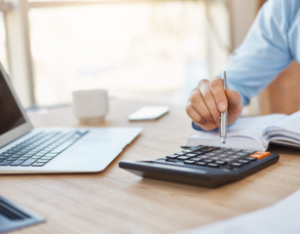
[3,99,300,234]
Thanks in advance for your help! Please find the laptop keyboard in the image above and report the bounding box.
[0,130,89,167]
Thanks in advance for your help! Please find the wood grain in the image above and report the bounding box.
[2,99,300,234]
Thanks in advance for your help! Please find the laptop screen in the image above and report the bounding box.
[0,71,26,135]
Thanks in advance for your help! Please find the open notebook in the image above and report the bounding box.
[187,111,300,151]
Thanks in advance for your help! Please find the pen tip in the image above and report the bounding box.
[221,137,226,144]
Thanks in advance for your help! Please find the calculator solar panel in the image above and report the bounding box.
[119,145,279,188]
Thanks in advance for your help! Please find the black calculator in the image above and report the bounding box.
[119,145,279,188]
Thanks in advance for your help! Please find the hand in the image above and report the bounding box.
[186,76,243,131]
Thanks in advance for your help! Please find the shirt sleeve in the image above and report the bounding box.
[225,0,294,106]
[193,0,296,131]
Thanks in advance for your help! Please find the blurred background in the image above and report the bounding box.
[1,0,299,116]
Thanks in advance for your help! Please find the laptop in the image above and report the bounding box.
[0,62,141,174]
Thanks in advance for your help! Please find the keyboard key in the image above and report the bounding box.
[31,156,43,159]
[36,159,50,163]
[50,141,75,153]
[21,159,38,166]
[10,160,26,166]
[184,160,195,165]
[196,162,207,166]
[207,163,219,168]
[45,153,58,157]
[41,156,55,160]
[0,161,13,166]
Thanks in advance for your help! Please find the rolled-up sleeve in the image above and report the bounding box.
[193,0,297,131]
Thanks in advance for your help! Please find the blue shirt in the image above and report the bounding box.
[193,0,300,131]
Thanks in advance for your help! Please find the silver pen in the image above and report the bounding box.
[219,71,227,144]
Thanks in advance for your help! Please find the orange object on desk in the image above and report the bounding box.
[256,151,271,157]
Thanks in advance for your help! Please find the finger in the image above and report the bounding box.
[209,77,228,113]
[185,104,207,125]
[199,80,220,125]
[225,89,243,117]
[189,88,214,123]
[226,89,241,106]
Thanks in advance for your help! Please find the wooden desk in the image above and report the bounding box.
[3,99,300,234]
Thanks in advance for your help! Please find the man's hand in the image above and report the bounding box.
[186,76,243,131]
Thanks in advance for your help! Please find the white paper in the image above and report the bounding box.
[187,114,286,150]
[179,189,300,234]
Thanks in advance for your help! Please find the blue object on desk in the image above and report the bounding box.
[0,196,45,233]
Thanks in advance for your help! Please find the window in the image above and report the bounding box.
[0,12,8,72]
[29,1,208,106]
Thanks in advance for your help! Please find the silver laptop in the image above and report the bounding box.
[0,63,141,174]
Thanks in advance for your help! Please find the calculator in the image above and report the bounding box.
[119,145,279,188]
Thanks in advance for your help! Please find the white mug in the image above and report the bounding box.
[72,89,109,124]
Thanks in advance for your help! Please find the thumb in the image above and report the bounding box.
[225,89,241,107]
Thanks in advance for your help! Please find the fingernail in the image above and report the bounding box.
[218,102,226,112]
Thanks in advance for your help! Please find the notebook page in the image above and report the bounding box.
[269,110,300,134]
[187,114,286,150]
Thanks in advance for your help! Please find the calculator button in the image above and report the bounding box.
[196,162,207,166]
[250,154,265,160]
[231,162,242,167]
[234,152,249,157]
[219,147,230,152]
[189,146,205,150]
[166,155,178,159]
[174,152,185,155]
[200,146,219,152]
[207,163,219,168]
[177,156,190,160]
[203,159,214,163]
[242,150,256,154]
[255,151,271,157]
[215,160,227,165]
[238,159,250,164]
[182,150,193,153]
[189,158,202,162]
[231,148,242,152]
[184,160,196,165]
[185,153,197,157]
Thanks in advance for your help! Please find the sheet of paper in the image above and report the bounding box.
[271,110,300,133]
[187,114,286,150]
[179,189,300,234]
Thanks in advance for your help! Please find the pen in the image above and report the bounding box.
[220,71,227,144]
